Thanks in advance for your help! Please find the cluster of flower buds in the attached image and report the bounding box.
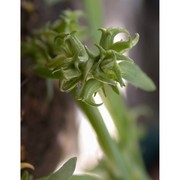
[47,28,139,106]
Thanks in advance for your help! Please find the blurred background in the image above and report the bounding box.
[21,0,159,179]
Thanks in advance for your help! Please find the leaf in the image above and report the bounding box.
[98,28,130,50]
[119,62,156,91]
[47,157,77,180]
[115,53,134,62]
[62,68,81,80]
[59,77,80,92]
[82,52,95,82]
[47,55,67,69]
[64,32,87,57]
[111,85,120,95]
[114,62,125,87]
[110,40,131,53]
[110,33,139,54]
[80,79,103,106]
[94,72,116,86]
[34,66,61,79]
[70,174,102,180]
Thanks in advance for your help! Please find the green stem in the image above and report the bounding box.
[100,86,150,179]
[76,100,130,179]
[99,85,129,143]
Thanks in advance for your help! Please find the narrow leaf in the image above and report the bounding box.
[70,174,102,180]
[94,71,117,86]
[110,40,131,53]
[59,77,80,92]
[110,33,139,54]
[80,79,103,100]
[47,157,77,180]
[80,79,103,106]
[119,62,156,91]
[62,68,81,80]
[34,66,61,79]
[114,63,125,87]
[84,98,103,107]
[115,53,134,62]
[111,85,120,95]
[47,55,67,69]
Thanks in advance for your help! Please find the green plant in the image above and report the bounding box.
[21,157,100,180]
[22,10,156,180]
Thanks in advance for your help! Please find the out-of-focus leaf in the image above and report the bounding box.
[37,157,77,180]
[47,157,77,180]
[70,174,102,180]
[119,62,156,91]
[82,0,103,43]
[111,85,119,95]
[47,55,67,69]
[34,66,61,79]
[36,177,47,180]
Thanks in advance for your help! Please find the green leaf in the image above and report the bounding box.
[62,68,81,80]
[114,62,125,87]
[93,71,116,86]
[110,33,139,54]
[47,157,77,180]
[36,177,47,180]
[119,62,156,91]
[115,53,134,62]
[70,174,102,180]
[98,28,130,49]
[59,77,80,92]
[34,66,61,79]
[47,55,67,69]
[64,32,87,57]
[80,79,103,106]
[111,85,120,95]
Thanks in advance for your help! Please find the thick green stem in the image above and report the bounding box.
[76,100,130,179]
[100,86,150,179]
[99,85,129,143]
